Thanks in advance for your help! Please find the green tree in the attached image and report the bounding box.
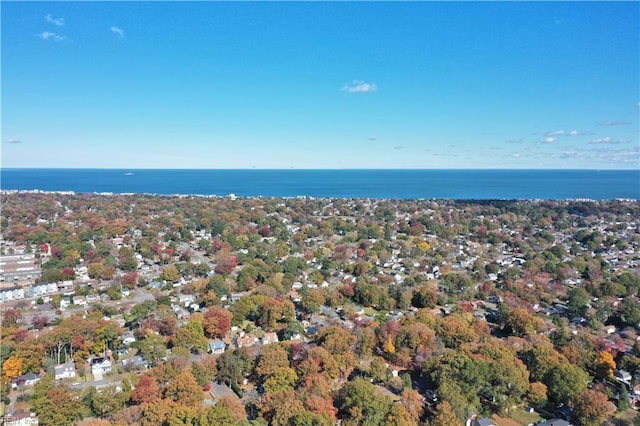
[547,363,589,405]
[138,332,167,366]
[172,321,208,353]
[567,287,590,317]
[217,348,253,386]
[32,376,81,426]
[90,385,128,418]
[339,378,393,426]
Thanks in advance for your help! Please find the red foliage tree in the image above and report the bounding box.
[258,226,271,237]
[61,267,75,280]
[31,315,50,329]
[131,374,161,405]
[203,307,233,339]
[215,255,238,275]
[122,272,139,289]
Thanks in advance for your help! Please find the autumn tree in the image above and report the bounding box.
[160,264,180,282]
[430,401,460,426]
[400,388,425,423]
[164,370,203,406]
[385,402,418,426]
[215,254,238,274]
[131,374,161,405]
[200,396,247,424]
[503,307,542,337]
[32,376,81,426]
[259,388,305,426]
[89,385,128,419]
[528,382,548,407]
[203,307,233,339]
[571,390,616,426]
[2,356,24,379]
[172,320,208,353]
[595,350,616,379]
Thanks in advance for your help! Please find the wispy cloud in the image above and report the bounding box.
[368,137,378,141]
[46,14,65,26]
[566,130,592,136]
[393,145,405,150]
[4,139,22,144]
[598,120,630,126]
[545,130,565,137]
[341,80,377,93]
[505,138,524,144]
[36,31,66,42]
[110,26,125,39]
[590,137,630,145]
[542,137,556,143]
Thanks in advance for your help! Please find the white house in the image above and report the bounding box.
[29,282,58,297]
[91,357,112,375]
[0,287,25,302]
[11,372,41,390]
[54,362,76,380]
[208,340,226,355]
[122,332,136,346]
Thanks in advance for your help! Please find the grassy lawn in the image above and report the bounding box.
[603,409,639,425]
[363,306,382,317]
[504,409,543,425]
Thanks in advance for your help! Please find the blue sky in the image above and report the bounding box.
[2,1,638,169]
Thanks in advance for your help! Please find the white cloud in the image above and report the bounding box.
[566,130,593,136]
[36,31,66,42]
[341,80,377,93]
[110,26,125,39]
[4,139,22,144]
[545,130,564,136]
[598,120,630,126]
[46,14,65,26]
[542,137,556,143]
[590,137,630,144]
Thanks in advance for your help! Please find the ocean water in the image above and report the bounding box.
[1,169,638,200]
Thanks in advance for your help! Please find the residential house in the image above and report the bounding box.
[54,362,76,380]
[209,340,226,354]
[85,294,100,304]
[236,335,259,348]
[262,332,279,345]
[91,357,112,375]
[11,372,41,390]
[122,355,149,371]
[122,332,136,346]
[29,282,58,297]
[73,295,87,306]
[0,287,25,302]
[471,418,496,426]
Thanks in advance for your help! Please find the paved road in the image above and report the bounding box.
[70,377,120,390]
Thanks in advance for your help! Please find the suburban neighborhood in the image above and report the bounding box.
[1,192,639,425]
